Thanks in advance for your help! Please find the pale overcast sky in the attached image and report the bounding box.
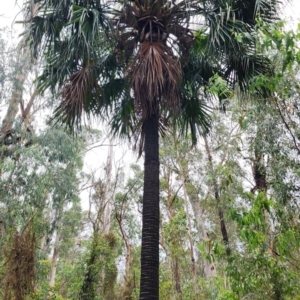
[0,1,23,26]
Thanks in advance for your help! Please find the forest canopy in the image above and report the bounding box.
[0,1,300,299]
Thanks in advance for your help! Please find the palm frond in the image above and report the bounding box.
[254,0,284,22]
[25,1,111,59]
[110,96,137,139]
[53,65,102,128]
[222,53,273,91]
[177,96,211,144]
[176,80,211,145]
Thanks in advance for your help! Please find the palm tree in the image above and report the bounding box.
[25,0,285,298]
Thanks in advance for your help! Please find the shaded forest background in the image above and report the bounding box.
[1,2,300,300]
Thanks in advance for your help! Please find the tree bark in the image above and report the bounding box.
[123,243,133,299]
[140,114,160,300]
[49,231,61,288]
[103,142,114,234]
[251,142,282,300]
[180,172,217,277]
[0,3,38,142]
[115,195,134,299]
[180,173,197,277]
[175,147,217,280]
[165,170,182,296]
[204,136,231,256]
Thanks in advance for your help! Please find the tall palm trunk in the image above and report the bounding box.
[140,113,160,299]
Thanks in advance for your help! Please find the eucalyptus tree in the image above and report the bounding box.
[0,128,83,299]
[24,0,285,297]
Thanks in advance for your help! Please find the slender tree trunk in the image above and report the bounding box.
[0,219,5,238]
[103,142,114,234]
[187,187,216,277]
[0,3,38,142]
[251,149,267,193]
[123,243,133,299]
[125,243,132,282]
[165,171,182,296]
[140,113,160,300]
[251,143,282,300]
[180,176,197,276]
[173,139,216,277]
[115,198,133,299]
[49,232,60,288]
[173,258,181,296]
[204,136,231,256]
[174,141,196,277]
[79,231,101,300]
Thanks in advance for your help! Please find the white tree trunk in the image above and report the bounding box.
[49,231,61,288]
[103,142,114,234]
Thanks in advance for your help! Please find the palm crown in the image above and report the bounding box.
[28,0,278,136]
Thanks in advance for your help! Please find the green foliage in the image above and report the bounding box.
[2,222,36,300]
[79,232,119,300]
[0,124,84,298]
[2,4,300,299]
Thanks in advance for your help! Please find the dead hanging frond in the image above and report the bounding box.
[2,223,36,300]
[130,41,181,119]
[55,65,102,128]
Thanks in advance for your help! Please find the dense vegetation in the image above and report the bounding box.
[1,1,300,299]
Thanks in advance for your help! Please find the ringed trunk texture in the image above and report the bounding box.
[140,114,160,299]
